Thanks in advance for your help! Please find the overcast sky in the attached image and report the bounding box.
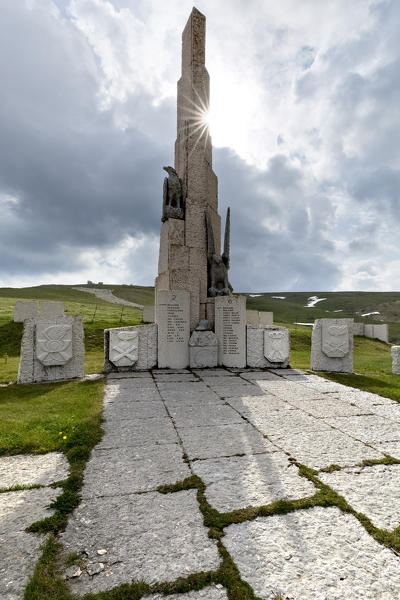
[1,0,399,291]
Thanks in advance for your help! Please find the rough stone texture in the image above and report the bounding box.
[36,322,73,366]
[364,323,389,343]
[246,325,290,368]
[0,452,69,488]
[156,290,190,368]
[81,444,190,498]
[142,306,155,323]
[259,311,273,326]
[246,310,259,325]
[270,428,384,469]
[144,587,228,600]
[18,316,84,383]
[0,487,60,600]
[109,329,138,367]
[311,318,354,373]
[224,507,400,600]
[319,464,400,530]
[178,422,278,460]
[62,491,220,594]
[168,403,243,428]
[189,329,218,368]
[13,300,38,322]
[326,415,400,443]
[352,322,365,335]
[104,325,157,373]
[97,416,178,450]
[391,346,400,374]
[215,295,246,367]
[40,301,64,318]
[192,453,316,512]
[285,396,372,417]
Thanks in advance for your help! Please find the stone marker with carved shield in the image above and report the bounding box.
[104,325,157,372]
[18,316,84,383]
[247,325,290,368]
[311,318,354,373]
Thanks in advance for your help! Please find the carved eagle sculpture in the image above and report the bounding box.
[205,207,232,297]
[162,166,186,222]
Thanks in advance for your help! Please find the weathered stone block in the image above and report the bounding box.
[352,322,365,336]
[311,318,353,373]
[14,301,38,322]
[189,328,218,368]
[246,325,290,368]
[156,291,190,368]
[246,310,259,326]
[40,301,64,319]
[142,306,155,323]
[169,244,189,270]
[259,311,273,326]
[215,296,246,368]
[18,316,84,383]
[104,325,157,372]
[392,346,400,375]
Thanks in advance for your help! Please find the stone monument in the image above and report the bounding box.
[189,319,218,368]
[18,316,84,384]
[14,301,39,323]
[311,318,354,373]
[155,7,231,332]
[104,324,157,372]
[214,296,246,367]
[247,325,290,368]
[391,346,400,375]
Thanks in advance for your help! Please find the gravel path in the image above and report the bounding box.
[56,369,400,598]
[73,287,144,309]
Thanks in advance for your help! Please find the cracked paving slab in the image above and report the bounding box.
[0,487,60,600]
[271,428,384,469]
[319,464,400,530]
[0,452,69,488]
[226,395,294,417]
[285,396,373,418]
[192,453,316,512]
[61,490,220,595]
[167,403,243,428]
[144,586,228,599]
[248,408,332,437]
[224,506,400,600]
[178,422,279,460]
[81,444,190,498]
[97,416,178,449]
[102,399,168,421]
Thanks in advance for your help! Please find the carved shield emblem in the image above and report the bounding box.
[322,322,349,358]
[36,324,73,366]
[264,330,289,363]
[109,330,139,367]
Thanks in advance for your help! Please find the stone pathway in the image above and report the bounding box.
[0,452,69,600]
[55,369,400,598]
[73,287,144,309]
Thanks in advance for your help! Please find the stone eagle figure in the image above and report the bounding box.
[162,166,185,222]
[205,207,232,297]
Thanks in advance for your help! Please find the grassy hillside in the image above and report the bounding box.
[245,291,400,343]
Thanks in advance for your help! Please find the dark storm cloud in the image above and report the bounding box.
[0,1,172,277]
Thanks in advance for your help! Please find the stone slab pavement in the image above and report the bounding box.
[56,368,400,599]
[0,452,69,600]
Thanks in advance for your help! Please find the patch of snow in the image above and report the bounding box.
[333,309,343,313]
[361,311,380,317]
[249,294,262,297]
[272,296,286,299]
[294,322,314,327]
[305,296,327,308]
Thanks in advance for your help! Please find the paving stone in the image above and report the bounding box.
[269,368,304,375]
[152,369,191,374]
[103,400,168,422]
[271,428,384,469]
[299,377,356,394]
[144,587,228,599]
[0,452,69,488]
[338,390,396,408]
[192,453,316,512]
[209,385,266,398]
[0,487,60,600]
[319,464,400,530]
[257,380,323,400]
[153,374,198,382]
[250,408,331,437]
[224,507,400,600]
[62,490,220,594]
[178,423,278,460]
[81,445,190,498]
[326,415,400,443]
[168,403,243,428]
[163,392,224,407]
[373,441,400,459]
[227,395,296,418]
[369,403,400,421]
[194,369,236,377]
[239,371,281,381]
[97,416,178,449]
[107,371,153,379]
[286,397,372,418]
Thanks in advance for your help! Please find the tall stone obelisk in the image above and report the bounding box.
[156,7,221,331]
